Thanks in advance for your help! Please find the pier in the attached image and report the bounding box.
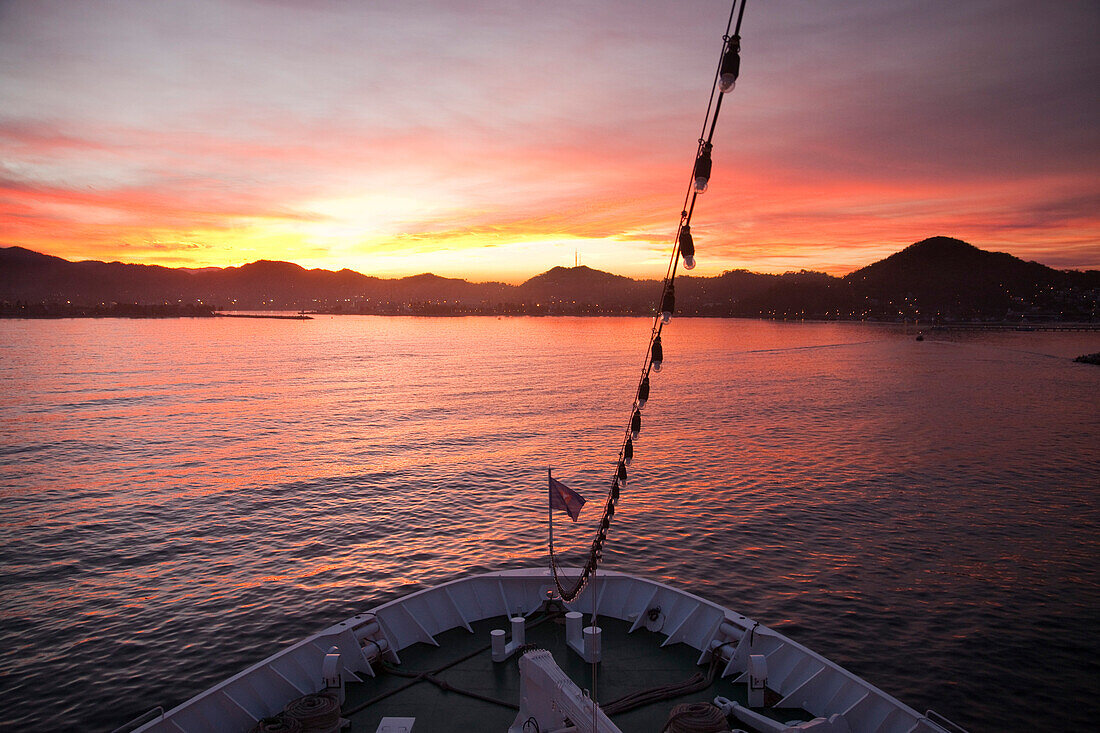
[214,312,312,320]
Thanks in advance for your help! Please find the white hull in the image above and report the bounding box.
[130,568,955,733]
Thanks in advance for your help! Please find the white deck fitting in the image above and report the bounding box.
[508,650,619,733]
[129,568,953,733]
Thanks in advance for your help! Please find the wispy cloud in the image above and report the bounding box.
[0,0,1096,279]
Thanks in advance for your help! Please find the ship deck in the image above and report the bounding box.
[343,612,814,731]
[130,569,951,733]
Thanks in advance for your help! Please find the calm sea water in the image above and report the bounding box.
[1,317,1097,732]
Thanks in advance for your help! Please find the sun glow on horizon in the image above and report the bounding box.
[0,0,1097,278]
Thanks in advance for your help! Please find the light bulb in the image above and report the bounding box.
[693,144,712,194]
[678,225,695,270]
[719,36,741,95]
[651,360,662,372]
[660,283,675,325]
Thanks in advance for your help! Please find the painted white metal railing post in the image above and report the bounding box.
[321,646,345,705]
[747,653,768,707]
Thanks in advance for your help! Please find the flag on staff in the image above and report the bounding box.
[549,474,586,522]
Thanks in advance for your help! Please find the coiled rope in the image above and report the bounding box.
[663,701,730,733]
[251,693,341,733]
[284,693,340,732]
[602,656,720,716]
[550,0,750,602]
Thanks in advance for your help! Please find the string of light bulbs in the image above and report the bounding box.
[550,0,748,602]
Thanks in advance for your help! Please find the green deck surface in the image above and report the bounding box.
[342,612,812,732]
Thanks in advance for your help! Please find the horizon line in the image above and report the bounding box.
[8,237,1096,287]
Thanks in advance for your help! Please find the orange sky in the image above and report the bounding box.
[1,0,1097,282]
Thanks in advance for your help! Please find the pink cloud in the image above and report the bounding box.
[0,0,1096,276]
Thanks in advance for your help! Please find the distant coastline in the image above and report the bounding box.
[3,237,1097,322]
[3,304,1097,331]
[0,302,217,319]
[0,303,310,320]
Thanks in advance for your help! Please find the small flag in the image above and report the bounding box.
[549,475,586,522]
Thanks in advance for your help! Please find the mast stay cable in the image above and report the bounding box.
[550,0,749,602]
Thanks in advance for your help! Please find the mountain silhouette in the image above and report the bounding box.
[517,266,655,311]
[839,236,1094,317]
[2,238,1096,319]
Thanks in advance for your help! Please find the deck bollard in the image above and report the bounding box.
[491,616,528,662]
[491,629,507,661]
[565,611,602,663]
[511,616,525,647]
[583,626,601,661]
[565,611,582,641]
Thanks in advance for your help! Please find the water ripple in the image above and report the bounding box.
[0,318,1097,732]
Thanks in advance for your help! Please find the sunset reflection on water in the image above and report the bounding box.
[1,316,1097,731]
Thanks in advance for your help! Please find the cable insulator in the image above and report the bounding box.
[679,225,696,270]
[651,335,664,372]
[661,283,676,324]
[719,35,741,93]
[694,143,713,193]
[630,410,642,440]
[624,437,634,466]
